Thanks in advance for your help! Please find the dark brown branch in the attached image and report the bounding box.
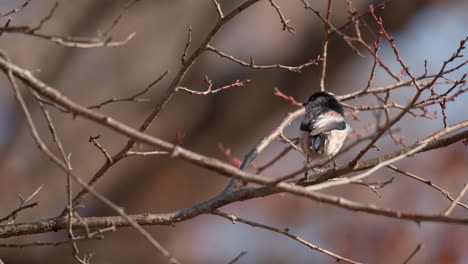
[176,79,251,95]
[227,251,247,264]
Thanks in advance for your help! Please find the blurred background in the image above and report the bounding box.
[0,0,467,263]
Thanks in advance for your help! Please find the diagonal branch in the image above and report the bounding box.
[442,183,468,216]
[1,55,179,264]
[212,210,361,264]
[0,0,31,17]
[66,0,263,209]
[386,165,468,211]
[268,0,295,34]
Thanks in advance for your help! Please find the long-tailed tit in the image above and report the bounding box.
[299,92,349,175]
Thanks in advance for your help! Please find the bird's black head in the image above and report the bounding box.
[303,91,344,116]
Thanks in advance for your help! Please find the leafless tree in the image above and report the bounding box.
[0,0,466,263]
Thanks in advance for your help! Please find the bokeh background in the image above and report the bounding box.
[0,0,467,263]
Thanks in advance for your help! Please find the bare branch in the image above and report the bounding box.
[181,25,192,64]
[402,243,423,264]
[176,78,251,96]
[301,0,364,59]
[273,87,303,106]
[0,0,31,17]
[126,150,169,156]
[89,70,168,108]
[307,143,427,192]
[0,54,179,263]
[212,0,224,19]
[0,4,467,262]
[227,251,247,264]
[1,56,467,223]
[442,183,468,216]
[386,165,468,211]
[207,45,319,72]
[102,0,140,37]
[0,202,38,225]
[213,211,361,264]
[31,1,59,32]
[0,26,136,48]
[89,135,113,164]
[268,0,295,34]
[0,226,115,248]
[68,0,263,208]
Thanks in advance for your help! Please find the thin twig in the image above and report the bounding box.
[279,133,302,153]
[213,211,362,264]
[402,243,423,264]
[126,150,169,156]
[212,0,224,19]
[32,89,79,255]
[268,0,295,34]
[68,0,263,209]
[30,1,58,32]
[207,45,319,72]
[88,70,168,109]
[2,54,468,244]
[227,251,247,264]
[386,165,468,211]
[176,79,251,95]
[442,183,468,216]
[307,143,427,191]
[320,0,332,92]
[181,25,192,64]
[89,135,113,164]
[102,0,140,36]
[1,26,136,48]
[1,54,179,264]
[301,0,363,58]
[0,226,116,248]
[0,0,31,17]
[0,184,43,224]
[0,202,38,224]
[257,145,293,173]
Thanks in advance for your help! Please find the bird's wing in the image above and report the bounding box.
[312,135,324,152]
[310,115,346,135]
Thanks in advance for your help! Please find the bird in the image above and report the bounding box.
[299,91,349,177]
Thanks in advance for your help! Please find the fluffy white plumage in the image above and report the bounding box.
[299,92,349,162]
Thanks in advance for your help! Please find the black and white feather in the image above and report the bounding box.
[299,92,349,161]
